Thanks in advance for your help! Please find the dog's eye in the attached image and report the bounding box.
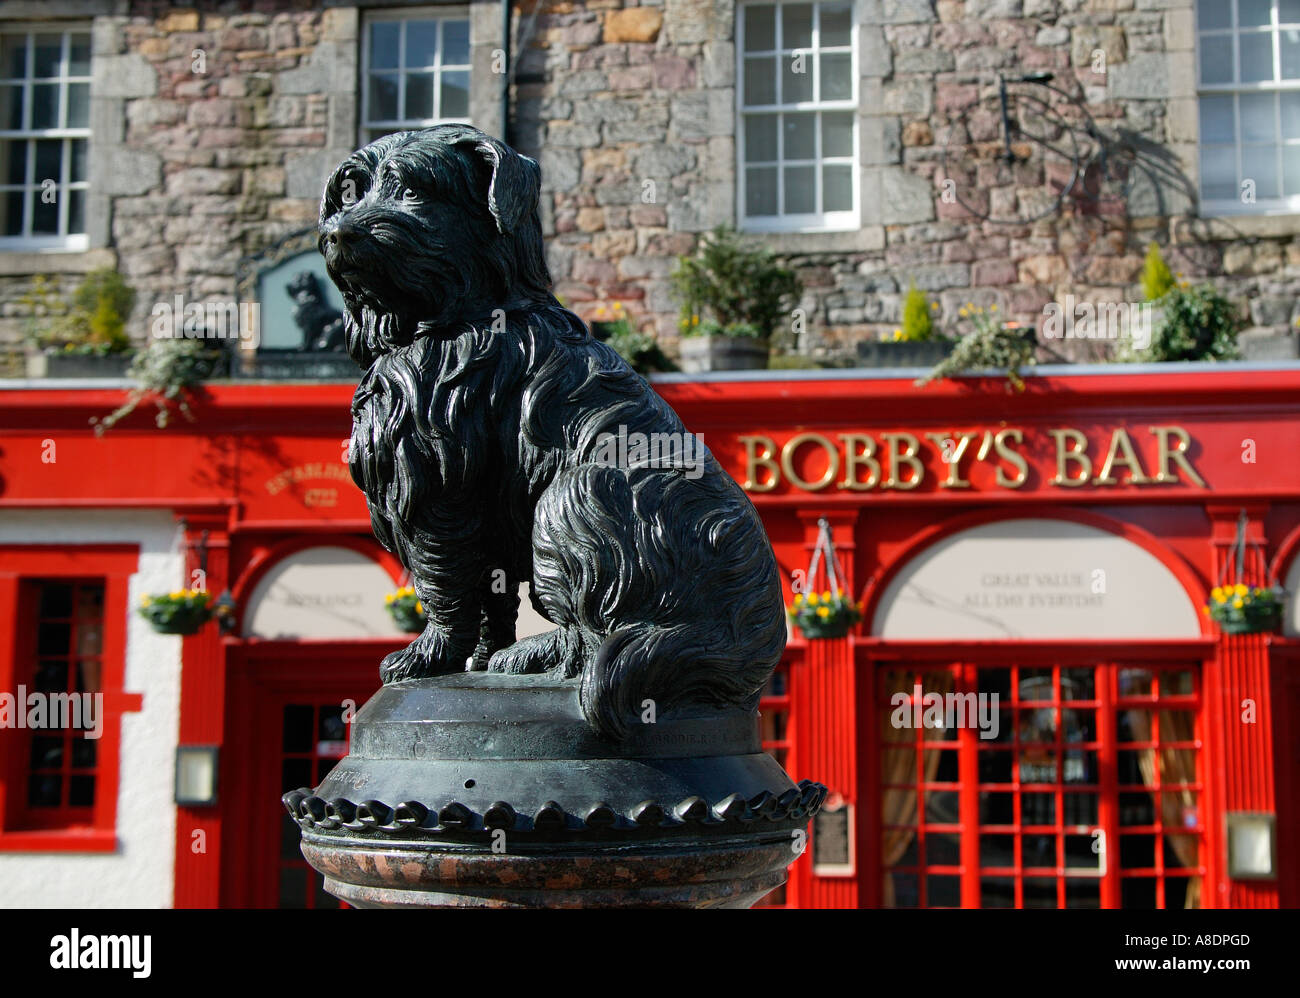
[402,187,419,203]
[339,173,363,205]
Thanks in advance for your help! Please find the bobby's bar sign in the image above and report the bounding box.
[737,425,1206,494]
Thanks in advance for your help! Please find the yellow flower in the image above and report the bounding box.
[1211,586,1223,601]
[385,593,395,604]
[1233,598,1244,609]
[415,600,423,613]
[140,595,151,607]
[959,307,969,318]
[807,592,819,606]
[692,315,700,326]
[816,606,830,618]
[1202,604,1209,614]
[793,593,803,606]
[822,591,831,602]
[989,303,998,311]
[930,302,939,310]
[613,301,624,312]
[892,329,903,341]
[1234,583,1248,597]
[595,306,607,317]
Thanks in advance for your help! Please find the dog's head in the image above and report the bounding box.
[318,125,553,361]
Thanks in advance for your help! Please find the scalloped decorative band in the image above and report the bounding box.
[283,779,828,838]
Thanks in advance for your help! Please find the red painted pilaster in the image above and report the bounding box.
[789,509,860,909]
[1206,504,1278,909]
[171,512,231,909]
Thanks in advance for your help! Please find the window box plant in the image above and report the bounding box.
[671,225,802,373]
[917,304,1036,391]
[385,585,426,633]
[139,588,213,635]
[590,301,675,375]
[857,284,955,368]
[22,270,137,378]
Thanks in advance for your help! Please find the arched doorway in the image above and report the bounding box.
[220,540,405,909]
[218,539,559,907]
[864,514,1212,910]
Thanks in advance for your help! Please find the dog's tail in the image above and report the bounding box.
[580,601,785,741]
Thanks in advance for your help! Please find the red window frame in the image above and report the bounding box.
[0,545,140,852]
[877,658,1206,909]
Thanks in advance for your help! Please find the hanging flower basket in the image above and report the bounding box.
[1205,584,1283,635]
[787,517,861,640]
[788,589,862,639]
[1204,511,1285,636]
[139,588,213,635]
[385,585,427,633]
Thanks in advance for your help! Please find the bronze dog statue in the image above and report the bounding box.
[318,124,785,740]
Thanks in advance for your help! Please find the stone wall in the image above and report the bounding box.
[519,0,1300,362]
[1,0,1296,372]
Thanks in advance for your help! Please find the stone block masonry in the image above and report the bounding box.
[0,0,1295,368]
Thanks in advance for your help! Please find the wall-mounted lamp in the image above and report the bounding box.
[175,746,220,806]
[213,589,238,634]
[1226,811,1276,879]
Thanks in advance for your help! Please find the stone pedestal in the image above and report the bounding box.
[283,673,825,908]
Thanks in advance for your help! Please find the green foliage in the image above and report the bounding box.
[93,338,225,435]
[898,284,937,342]
[768,353,820,370]
[918,304,1036,391]
[1121,283,1242,363]
[787,589,862,639]
[1141,241,1175,302]
[670,225,802,341]
[603,317,677,375]
[21,268,136,355]
[591,301,676,374]
[138,588,212,634]
[1205,584,1283,634]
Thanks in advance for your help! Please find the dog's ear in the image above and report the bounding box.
[456,134,541,236]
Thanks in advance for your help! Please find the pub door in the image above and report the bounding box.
[872,654,1207,909]
[219,641,393,908]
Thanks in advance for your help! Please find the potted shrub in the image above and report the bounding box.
[22,269,137,378]
[788,589,863,640]
[590,301,676,375]
[139,588,213,635]
[1204,584,1283,635]
[858,284,955,368]
[1119,279,1242,363]
[917,304,1037,391]
[671,225,802,373]
[385,585,426,633]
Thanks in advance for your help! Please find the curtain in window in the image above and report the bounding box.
[880,668,955,907]
[1126,708,1201,908]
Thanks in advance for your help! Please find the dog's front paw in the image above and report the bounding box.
[380,629,471,682]
[488,628,585,677]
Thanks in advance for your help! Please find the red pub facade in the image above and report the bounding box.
[1,362,1298,909]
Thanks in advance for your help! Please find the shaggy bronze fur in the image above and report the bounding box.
[319,125,785,740]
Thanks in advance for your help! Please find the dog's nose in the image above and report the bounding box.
[324,220,362,249]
